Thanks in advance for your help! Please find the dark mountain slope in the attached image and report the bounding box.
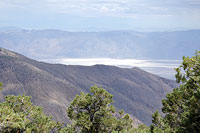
[0,48,177,125]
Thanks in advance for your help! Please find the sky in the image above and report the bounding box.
[0,0,200,31]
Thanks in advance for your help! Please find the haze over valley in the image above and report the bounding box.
[44,58,181,80]
[1,28,199,79]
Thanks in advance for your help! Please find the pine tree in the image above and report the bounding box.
[0,84,63,132]
[151,51,200,133]
[67,86,133,133]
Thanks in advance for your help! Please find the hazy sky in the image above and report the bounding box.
[0,0,200,31]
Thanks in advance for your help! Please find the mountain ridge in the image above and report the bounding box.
[0,48,177,125]
[0,29,199,60]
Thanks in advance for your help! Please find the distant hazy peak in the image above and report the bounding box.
[0,29,199,60]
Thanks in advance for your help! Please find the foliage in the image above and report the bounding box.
[0,82,2,91]
[131,124,150,133]
[151,51,200,133]
[0,84,150,133]
[0,92,63,132]
[67,86,134,133]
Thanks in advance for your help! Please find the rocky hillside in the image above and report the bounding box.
[0,48,177,125]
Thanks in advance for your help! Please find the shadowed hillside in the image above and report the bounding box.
[0,48,177,125]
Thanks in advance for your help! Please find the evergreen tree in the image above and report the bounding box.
[0,82,2,91]
[151,51,200,133]
[67,86,133,133]
[0,85,63,132]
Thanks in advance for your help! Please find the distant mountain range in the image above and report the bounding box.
[0,48,177,125]
[0,28,199,60]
